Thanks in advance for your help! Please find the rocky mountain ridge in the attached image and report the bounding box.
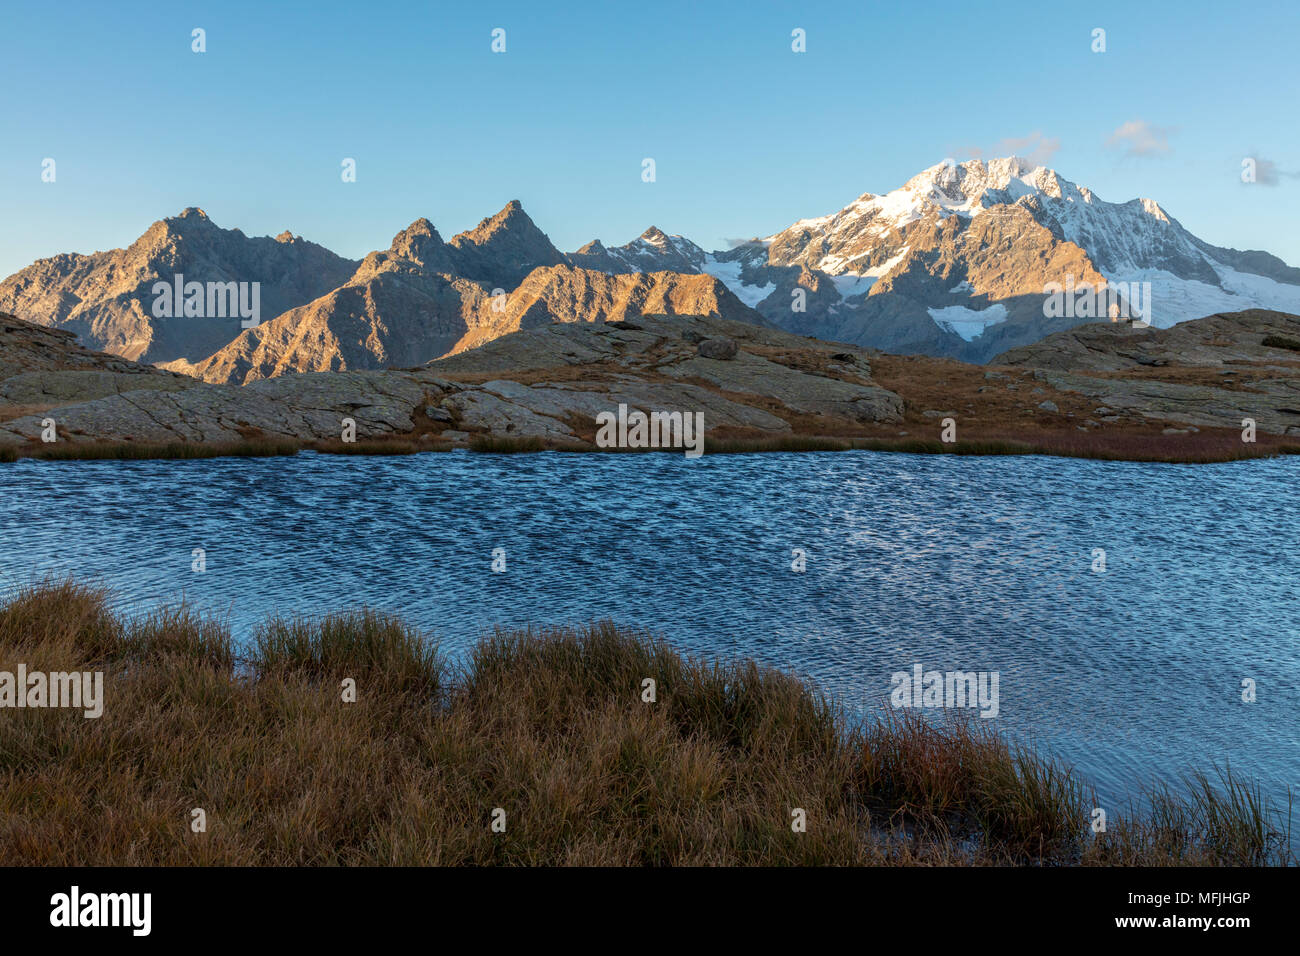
[0,208,358,365]
[159,205,762,385]
[4,158,1299,379]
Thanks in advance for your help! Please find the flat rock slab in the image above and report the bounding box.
[1042,370,1300,434]
[0,370,426,444]
[663,352,903,423]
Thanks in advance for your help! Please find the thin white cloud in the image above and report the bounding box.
[1106,119,1175,157]
[991,132,1061,167]
[956,132,1061,169]
[1245,155,1299,187]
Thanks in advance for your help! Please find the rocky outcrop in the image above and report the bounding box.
[1028,370,1300,436]
[994,309,1300,434]
[0,313,902,446]
[1,369,427,445]
[430,314,903,429]
[697,337,738,360]
[0,313,196,415]
[993,309,1300,371]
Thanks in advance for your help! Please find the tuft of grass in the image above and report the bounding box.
[254,610,443,697]
[705,435,860,454]
[705,436,1043,456]
[469,434,546,453]
[0,578,119,656]
[0,582,1292,866]
[1262,334,1300,353]
[0,436,455,463]
[117,607,235,671]
[307,439,428,456]
[705,433,1300,464]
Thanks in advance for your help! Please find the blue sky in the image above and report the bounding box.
[1,0,1297,277]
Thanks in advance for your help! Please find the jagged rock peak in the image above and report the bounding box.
[447,201,566,287]
[387,217,449,262]
[454,200,541,245]
[152,207,220,236]
[391,217,442,246]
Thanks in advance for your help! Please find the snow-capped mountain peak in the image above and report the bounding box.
[563,157,1300,362]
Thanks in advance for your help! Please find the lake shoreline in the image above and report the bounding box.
[7,311,1300,467]
[3,427,1298,465]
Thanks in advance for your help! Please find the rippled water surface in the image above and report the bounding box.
[2,449,1297,807]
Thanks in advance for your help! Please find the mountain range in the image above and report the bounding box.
[3,156,1298,383]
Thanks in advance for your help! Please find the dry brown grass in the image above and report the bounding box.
[0,436,445,462]
[0,581,1291,866]
[0,403,58,424]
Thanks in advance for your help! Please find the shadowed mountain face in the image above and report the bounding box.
[444,200,568,288]
[0,209,358,365]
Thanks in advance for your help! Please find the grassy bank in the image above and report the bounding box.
[3,430,1297,464]
[0,580,1290,866]
[700,433,1300,462]
[0,436,441,462]
[469,431,1300,463]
